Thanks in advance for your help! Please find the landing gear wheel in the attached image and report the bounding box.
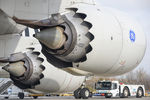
[136,88,143,98]
[121,87,129,98]
[80,88,90,99]
[4,97,9,99]
[33,96,38,99]
[74,88,81,99]
[18,92,24,99]
[105,94,112,98]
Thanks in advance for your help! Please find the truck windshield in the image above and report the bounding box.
[95,82,112,90]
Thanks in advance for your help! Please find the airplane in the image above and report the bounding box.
[0,0,146,99]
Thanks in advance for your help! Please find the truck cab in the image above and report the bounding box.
[95,81,119,98]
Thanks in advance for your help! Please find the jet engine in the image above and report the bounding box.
[1,37,85,91]
[31,4,146,76]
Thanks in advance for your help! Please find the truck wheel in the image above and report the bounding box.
[33,96,38,99]
[136,88,143,98]
[18,92,24,99]
[122,87,129,98]
[80,88,90,99]
[74,88,81,99]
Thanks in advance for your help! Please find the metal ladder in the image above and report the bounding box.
[0,79,13,95]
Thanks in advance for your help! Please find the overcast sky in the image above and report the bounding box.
[97,0,150,74]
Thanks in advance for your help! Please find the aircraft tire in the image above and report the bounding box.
[18,92,24,99]
[74,88,81,99]
[121,87,129,98]
[80,88,90,99]
[136,87,143,98]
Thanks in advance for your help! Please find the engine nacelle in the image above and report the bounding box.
[71,5,146,76]
[34,4,146,76]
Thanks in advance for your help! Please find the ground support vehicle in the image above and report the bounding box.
[95,81,145,98]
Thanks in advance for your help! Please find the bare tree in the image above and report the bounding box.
[125,71,136,84]
[124,68,150,90]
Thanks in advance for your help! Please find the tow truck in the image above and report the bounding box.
[94,80,145,98]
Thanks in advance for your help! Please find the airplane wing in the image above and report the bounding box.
[0,68,9,78]
[0,0,95,20]
[0,0,63,35]
[0,9,25,35]
[0,0,62,20]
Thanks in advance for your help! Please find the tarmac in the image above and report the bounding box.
[0,96,150,100]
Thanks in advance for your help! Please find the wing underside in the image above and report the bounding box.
[0,9,25,35]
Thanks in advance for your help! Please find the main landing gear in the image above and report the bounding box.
[74,88,92,99]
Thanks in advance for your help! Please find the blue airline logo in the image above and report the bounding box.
[129,30,136,42]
